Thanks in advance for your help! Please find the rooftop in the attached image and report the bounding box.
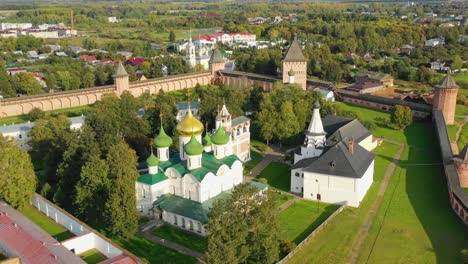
[283,39,307,62]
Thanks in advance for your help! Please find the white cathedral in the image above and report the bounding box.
[135,104,260,236]
[291,102,378,207]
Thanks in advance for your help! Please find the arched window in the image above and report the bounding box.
[295,172,300,177]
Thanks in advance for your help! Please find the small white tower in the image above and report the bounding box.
[215,103,232,132]
[146,151,160,175]
[186,30,196,68]
[176,104,204,160]
[211,126,231,159]
[294,101,327,163]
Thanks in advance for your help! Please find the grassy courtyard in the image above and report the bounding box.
[117,235,196,264]
[79,249,107,264]
[243,150,263,173]
[286,105,468,263]
[258,162,291,192]
[19,206,74,242]
[152,225,208,253]
[277,200,339,244]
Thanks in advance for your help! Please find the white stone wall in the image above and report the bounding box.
[356,160,374,205]
[162,211,207,237]
[61,232,125,258]
[290,168,304,193]
[136,180,168,215]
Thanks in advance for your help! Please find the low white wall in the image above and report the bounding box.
[32,195,89,236]
[31,194,127,259]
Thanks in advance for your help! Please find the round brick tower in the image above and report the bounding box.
[433,71,459,125]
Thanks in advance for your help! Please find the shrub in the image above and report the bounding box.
[251,140,271,152]
[258,178,268,184]
[279,239,297,255]
[28,107,46,121]
[462,249,468,264]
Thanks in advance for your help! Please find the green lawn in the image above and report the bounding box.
[277,200,339,244]
[152,225,208,252]
[19,206,74,241]
[244,150,263,173]
[79,249,107,264]
[0,105,92,126]
[116,235,196,264]
[447,124,458,143]
[273,191,295,208]
[287,102,468,263]
[458,122,467,150]
[453,72,468,89]
[258,162,291,192]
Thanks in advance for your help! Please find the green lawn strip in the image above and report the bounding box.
[19,206,74,242]
[258,162,291,192]
[446,124,458,143]
[458,123,467,150]
[0,105,92,126]
[152,225,207,252]
[277,200,338,244]
[357,124,468,263]
[116,235,196,264]
[244,150,263,172]
[79,249,107,264]
[273,191,295,208]
[286,141,401,264]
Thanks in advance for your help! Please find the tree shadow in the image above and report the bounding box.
[292,204,339,245]
[403,122,468,262]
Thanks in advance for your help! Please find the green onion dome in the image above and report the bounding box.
[153,126,173,148]
[202,133,212,147]
[146,152,160,167]
[184,134,204,156]
[211,126,230,145]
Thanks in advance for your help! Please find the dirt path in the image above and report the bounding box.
[139,229,204,259]
[452,120,467,155]
[347,140,404,264]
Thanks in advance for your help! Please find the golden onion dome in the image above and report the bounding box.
[176,109,204,136]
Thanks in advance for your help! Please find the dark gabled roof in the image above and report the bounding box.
[303,140,375,178]
[435,72,459,89]
[455,144,468,164]
[176,101,199,110]
[209,48,225,63]
[324,118,371,145]
[322,115,353,136]
[292,156,319,169]
[283,40,307,62]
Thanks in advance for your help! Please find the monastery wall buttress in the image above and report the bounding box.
[0,71,212,118]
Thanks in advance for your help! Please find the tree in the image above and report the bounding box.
[390,105,413,130]
[10,73,43,95]
[0,135,37,209]
[322,61,343,82]
[256,95,277,145]
[28,107,46,121]
[169,31,176,42]
[104,139,139,238]
[74,153,109,222]
[0,61,15,98]
[204,183,280,264]
[451,55,462,71]
[275,101,300,147]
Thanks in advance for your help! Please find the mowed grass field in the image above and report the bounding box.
[277,200,339,244]
[19,206,74,241]
[152,225,207,252]
[287,104,468,264]
[258,162,291,192]
[79,249,107,264]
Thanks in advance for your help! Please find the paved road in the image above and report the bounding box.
[347,139,404,264]
[139,229,204,260]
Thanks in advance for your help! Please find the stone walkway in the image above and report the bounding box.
[139,228,204,260]
[347,139,404,264]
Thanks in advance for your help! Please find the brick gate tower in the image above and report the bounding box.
[282,34,308,90]
[433,71,459,125]
[113,61,129,96]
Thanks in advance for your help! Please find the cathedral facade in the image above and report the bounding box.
[135,104,254,236]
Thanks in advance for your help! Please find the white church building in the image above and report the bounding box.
[135,104,261,236]
[290,102,377,207]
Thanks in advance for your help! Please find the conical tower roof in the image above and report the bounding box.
[153,126,173,148]
[288,68,295,76]
[435,72,459,89]
[113,61,128,77]
[307,101,326,135]
[283,39,307,62]
[209,48,225,64]
[216,103,230,119]
[202,133,212,147]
